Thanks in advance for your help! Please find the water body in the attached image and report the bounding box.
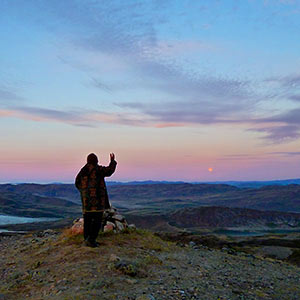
[0,214,60,233]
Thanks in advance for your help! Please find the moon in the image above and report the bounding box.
[208,167,213,172]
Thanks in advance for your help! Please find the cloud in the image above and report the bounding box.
[90,78,112,93]
[245,108,300,143]
[0,87,23,104]
[248,125,300,143]
[219,151,300,161]
[268,151,300,156]
[217,154,265,161]
[279,0,296,4]
[0,105,152,128]
[262,108,300,125]
[289,95,300,102]
[266,74,300,88]
[116,73,255,125]
[0,106,91,126]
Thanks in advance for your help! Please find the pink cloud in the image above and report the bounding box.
[154,122,185,128]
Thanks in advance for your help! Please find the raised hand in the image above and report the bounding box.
[110,153,115,161]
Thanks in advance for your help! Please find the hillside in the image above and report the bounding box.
[1,183,300,221]
[0,229,299,300]
[109,183,300,214]
[0,191,81,218]
[0,184,80,203]
[124,206,300,232]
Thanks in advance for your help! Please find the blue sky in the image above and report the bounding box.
[0,0,300,182]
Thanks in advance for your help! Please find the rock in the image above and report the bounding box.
[136,295,156,300]
[102,207,130,233]
[128,224,136,230]
[189,241,196,247]
[227,249,237,255]
[37,229,56,237]
[115,221,125,232]
[109,254,121,262]
[73,218,80,224]
[125,278,138,284]
[71,218,84,235]
[114,261,137,277]
[104,222,115,233]
[113,214,125,222]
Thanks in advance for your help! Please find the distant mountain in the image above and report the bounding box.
[106,180,186,186]
[108,178,300,188]
[205,178,300,188]
[8,178,300,188]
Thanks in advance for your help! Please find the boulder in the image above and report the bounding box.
[128,224,136,230]
[115,221,125,231]
[113,214,125,222]
[71,218,84,234]
[104,221,115,232]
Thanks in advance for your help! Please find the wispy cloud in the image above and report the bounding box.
[218,150,300,161]
[289,95,300,102]
[248,125,300,143]
[217,154,266,161]
[90,78,112,93]
[0,105,152,128]
[268,151,300,156]
[266,74,300,88]
[0,87,23,104]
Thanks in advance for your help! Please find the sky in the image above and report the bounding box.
[1,0,300,183]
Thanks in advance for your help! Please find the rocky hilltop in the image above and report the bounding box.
[0,228,299,300]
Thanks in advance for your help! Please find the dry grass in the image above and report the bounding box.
[0,228,176,299]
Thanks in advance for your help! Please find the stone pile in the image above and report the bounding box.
[71,207,135,235]
[102,207,136,233]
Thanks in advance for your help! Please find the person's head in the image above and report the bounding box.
[87,153,98,165]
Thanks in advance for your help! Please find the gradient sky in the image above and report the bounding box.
[1,0,300,183]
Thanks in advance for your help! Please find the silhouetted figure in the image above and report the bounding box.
[75,153,117,247]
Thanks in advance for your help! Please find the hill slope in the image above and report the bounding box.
[0,191,81,218]
[125,206,300,231]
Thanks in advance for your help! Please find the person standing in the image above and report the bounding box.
[75,153,117,247]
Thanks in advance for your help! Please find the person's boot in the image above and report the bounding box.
[85,237,97,248]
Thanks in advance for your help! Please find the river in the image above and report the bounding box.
[0,214,60,233]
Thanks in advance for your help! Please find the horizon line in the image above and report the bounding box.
[1,177,300,185]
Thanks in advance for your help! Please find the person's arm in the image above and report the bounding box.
[101,153,117,177]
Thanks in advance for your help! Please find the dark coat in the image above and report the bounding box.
[75,160,117,213]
